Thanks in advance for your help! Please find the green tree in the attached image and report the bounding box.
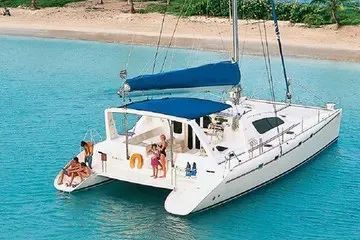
[30,0,38,9]
[311,0,347,26]
[128,0,135,13]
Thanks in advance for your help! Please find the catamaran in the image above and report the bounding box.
[54,0,342,215]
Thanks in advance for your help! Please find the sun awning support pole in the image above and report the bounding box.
[124,112,129,160]
[168,120,174,167]
[168,120,175,188]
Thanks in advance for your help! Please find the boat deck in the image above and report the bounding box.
[95,158,175,190]
[55,174,84,192]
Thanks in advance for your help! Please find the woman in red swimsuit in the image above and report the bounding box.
[158,134,168,178]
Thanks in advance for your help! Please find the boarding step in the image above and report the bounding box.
[54,172,110,193]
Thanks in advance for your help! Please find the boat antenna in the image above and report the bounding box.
[231,0,239,63]
[269,0,292,103]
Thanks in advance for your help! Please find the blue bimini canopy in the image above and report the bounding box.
[123,61,240,92]
[122,97,231,120]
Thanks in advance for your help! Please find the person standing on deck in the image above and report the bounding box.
[158,134,168,178]
[81,141,94,169]
[57,157,80,185]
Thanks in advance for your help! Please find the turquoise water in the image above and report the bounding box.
[0,35,359,239]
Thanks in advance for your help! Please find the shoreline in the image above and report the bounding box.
[0,8,359,62]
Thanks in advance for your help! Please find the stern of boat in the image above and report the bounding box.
[54,151,112,193]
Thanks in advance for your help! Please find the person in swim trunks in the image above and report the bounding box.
[81,141,94,169]
[158,134,168,178]
[67,162,91,187]
[57,157,80,185]
[78,162,92,179]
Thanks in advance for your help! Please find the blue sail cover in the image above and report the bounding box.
[123,97,231,119]
[124,61,240,92]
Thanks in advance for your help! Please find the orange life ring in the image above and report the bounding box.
[129,153,143,169]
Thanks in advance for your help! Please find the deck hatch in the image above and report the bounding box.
[252,117,284,134]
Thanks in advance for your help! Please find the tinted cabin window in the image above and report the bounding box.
[173,121,182,134]
[203,116,212,128]
[187,125,193,149]
[195,136,201,149]
[194,118,200,149]
[252,117,284,134]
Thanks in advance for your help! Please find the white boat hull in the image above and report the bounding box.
[54,172,112,193]
[53,151,113,193]
[191,111,341,213]
[54,98,342,216]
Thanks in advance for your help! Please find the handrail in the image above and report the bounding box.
[248,123,299,153]
[227,110,340,170]
[220,123,298,165]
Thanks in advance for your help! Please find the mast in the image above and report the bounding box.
[231,0,239,63]
[269,0,292,103]
[230,0,241,105]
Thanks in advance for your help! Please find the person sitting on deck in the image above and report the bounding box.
[57,157,80,185]
[81,141,94,169]
[78,162,92,180]
[149,144,160,179]
[157,134,168,178]
[67,162,91,187]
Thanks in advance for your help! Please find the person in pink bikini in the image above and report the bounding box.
[149,144,160,179]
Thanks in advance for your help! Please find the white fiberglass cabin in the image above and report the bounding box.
[54,0,342,215]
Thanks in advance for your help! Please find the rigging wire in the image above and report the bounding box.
[152,7,168,74]
[239,19,249,64]
[125,34,135,70]
[210,0,228,57]
[187,39,197,68]
[269,0,291,102]
[258,21,275,102]
[291,77,338,104]
[258,20,282,150]
[159,0,190,73]
[214,19,227,55]
[262,21,276,102]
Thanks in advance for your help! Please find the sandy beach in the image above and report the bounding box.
[0,1,359,62]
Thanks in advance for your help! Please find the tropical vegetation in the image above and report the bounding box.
[144,0,360,26]
[1,0,359,26]
[0,0,83,8]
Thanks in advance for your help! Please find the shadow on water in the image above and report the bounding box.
[54,181,201,239]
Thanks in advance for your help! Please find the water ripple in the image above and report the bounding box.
[0,35,359,240]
